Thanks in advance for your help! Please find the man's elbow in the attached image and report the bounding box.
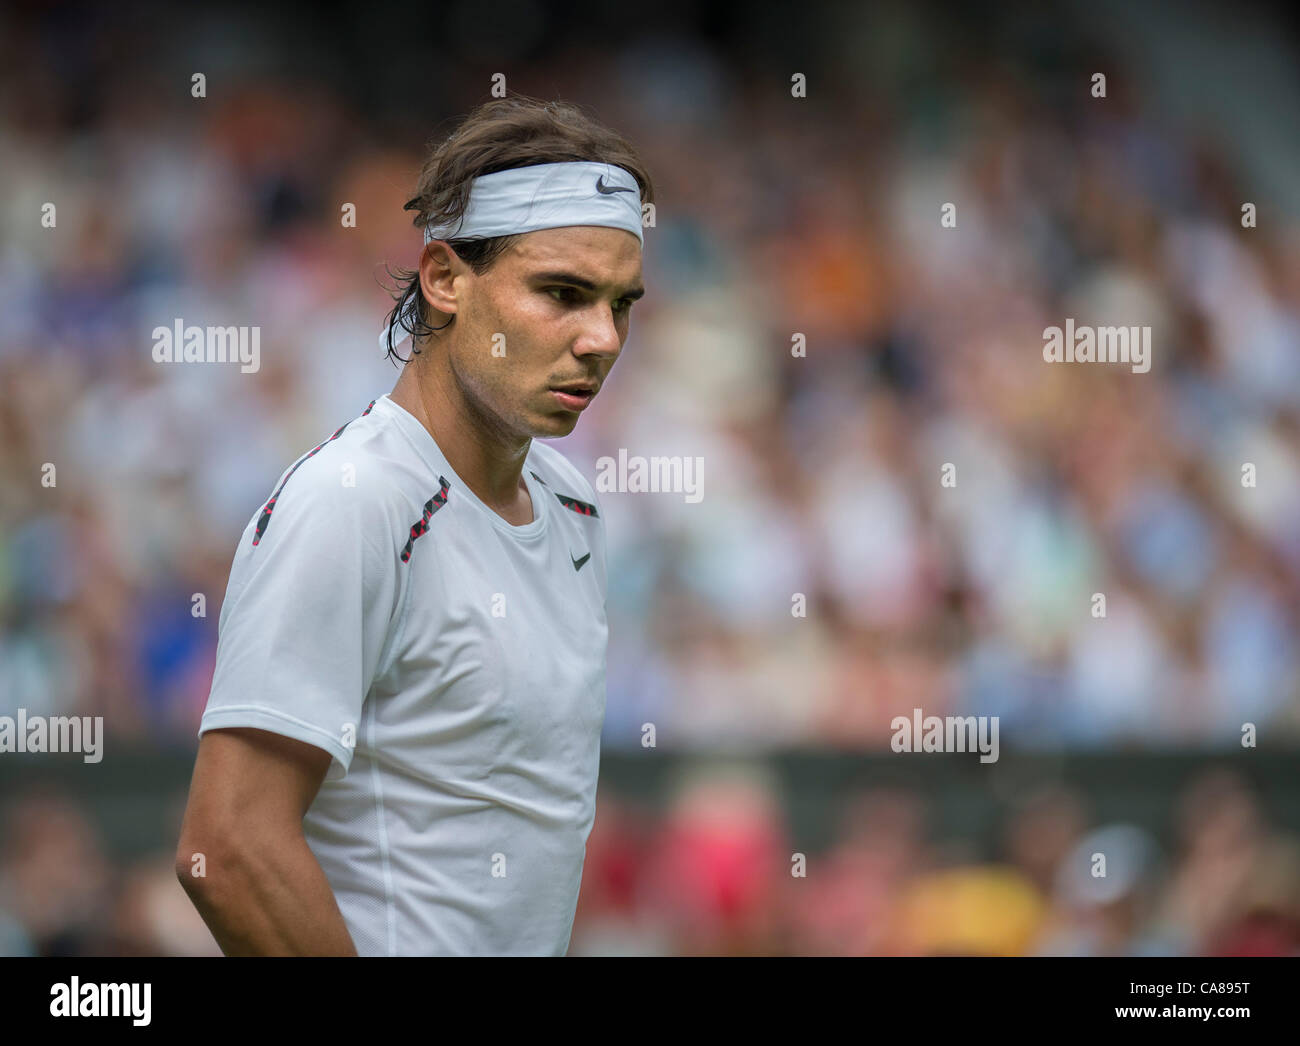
[175,843,203,896]
[175,822,245,905]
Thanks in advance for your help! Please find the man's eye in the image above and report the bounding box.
[547,288,633,314]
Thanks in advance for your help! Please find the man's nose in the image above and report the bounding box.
[575,306,623,358]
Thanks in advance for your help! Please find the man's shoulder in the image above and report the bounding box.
[250,405,430,546]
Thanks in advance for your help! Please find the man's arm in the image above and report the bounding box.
[175,727,358,956]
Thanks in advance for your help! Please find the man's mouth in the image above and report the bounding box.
[550,385,596,411]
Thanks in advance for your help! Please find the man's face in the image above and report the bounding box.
[444,225,644,439]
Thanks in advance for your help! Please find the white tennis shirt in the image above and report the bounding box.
[198,392,608,955]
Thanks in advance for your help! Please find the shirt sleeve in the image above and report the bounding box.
[198,456,406,781]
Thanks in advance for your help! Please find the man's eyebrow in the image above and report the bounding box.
[530,271,645,300]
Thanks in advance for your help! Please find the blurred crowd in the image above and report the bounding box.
[2,765,1296,956]
[572,765,1300,956]
[1,2,1298,955]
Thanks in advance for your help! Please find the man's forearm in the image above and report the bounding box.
[178,834,358,956]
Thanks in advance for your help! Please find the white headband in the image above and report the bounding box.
[380,161,643,353]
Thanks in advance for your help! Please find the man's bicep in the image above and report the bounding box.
[187,727,333,835]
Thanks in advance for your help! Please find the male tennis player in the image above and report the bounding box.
[176,97,652,956]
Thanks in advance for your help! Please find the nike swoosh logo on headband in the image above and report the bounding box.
[595,175,635,195]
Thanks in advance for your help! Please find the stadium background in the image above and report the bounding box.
[2,0,1299,956]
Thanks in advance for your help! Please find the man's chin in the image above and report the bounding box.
[526,410,581,439]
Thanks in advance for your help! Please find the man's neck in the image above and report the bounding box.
[389,355,534,525]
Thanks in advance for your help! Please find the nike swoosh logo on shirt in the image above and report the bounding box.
[571,551,591,571]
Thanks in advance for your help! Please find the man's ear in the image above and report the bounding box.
[418,240,462,319]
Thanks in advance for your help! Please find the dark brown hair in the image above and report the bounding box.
[381,95,654,364]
